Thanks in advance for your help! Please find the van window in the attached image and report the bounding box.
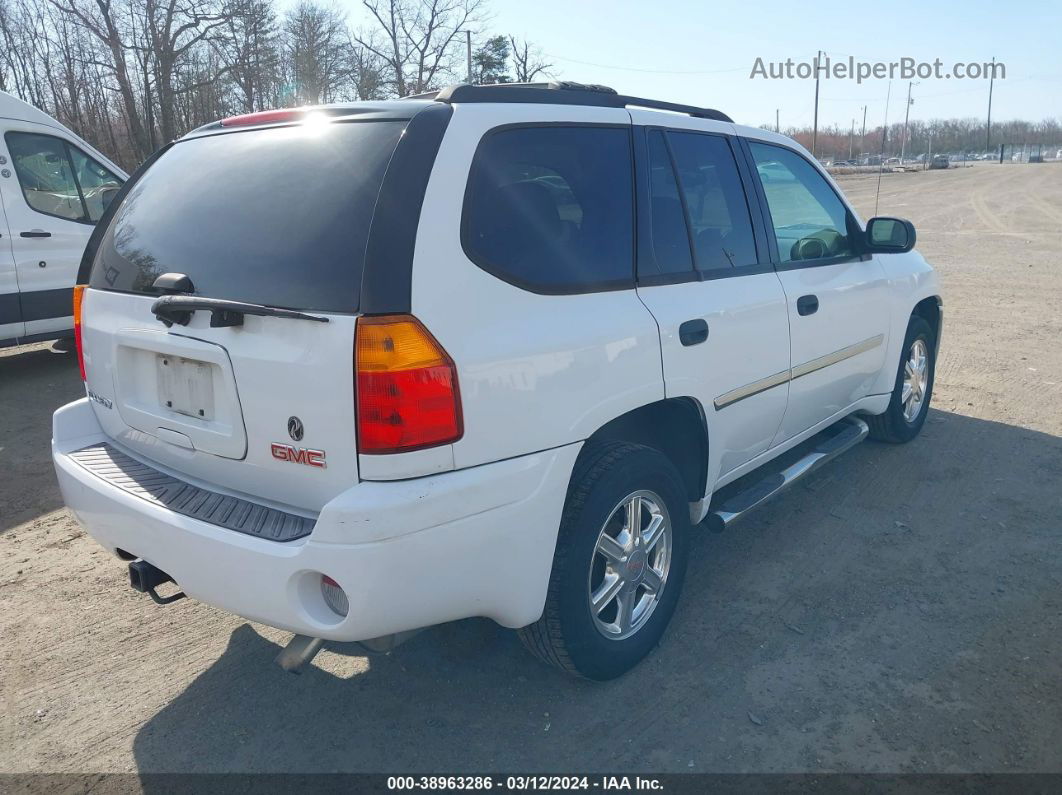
[5,132,86,222]
[68,147,122,221]
[666,132,758,272]
[462,126,634,292]
[748,142,853,262]
[5,132,124,224]
[89,120,405,312]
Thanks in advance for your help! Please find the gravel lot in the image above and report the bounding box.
[2,162,1060,774]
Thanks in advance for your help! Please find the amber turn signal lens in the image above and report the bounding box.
[73,284,87,380]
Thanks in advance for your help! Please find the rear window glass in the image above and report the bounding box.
[90,120,404,312]
[462,126,634,292]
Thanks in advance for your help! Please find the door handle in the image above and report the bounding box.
[797,295,819,316]
[20,230,51,238]
[679,318,709,346]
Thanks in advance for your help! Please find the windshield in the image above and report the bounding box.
[89,120,405,312]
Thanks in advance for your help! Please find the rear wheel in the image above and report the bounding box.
[519,442,690,680]
[867,315,935,443]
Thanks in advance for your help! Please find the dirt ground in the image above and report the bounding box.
[2,163,1061,775]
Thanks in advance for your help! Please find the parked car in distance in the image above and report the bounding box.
[930,154,950,169]
[53,82,941,680]
[1,91,127,348]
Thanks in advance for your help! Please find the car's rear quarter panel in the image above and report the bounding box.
[407,103,666,472]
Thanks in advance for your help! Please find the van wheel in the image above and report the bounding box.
[867,315,935,443]
[519,442,690,680]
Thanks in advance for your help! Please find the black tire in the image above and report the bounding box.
[518,442,690,680]
[867,314,936,443]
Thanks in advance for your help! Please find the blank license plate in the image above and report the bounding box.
[157,355,215,420]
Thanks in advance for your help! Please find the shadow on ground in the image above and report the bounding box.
[130,409,1062,775]
[0,345,82,533]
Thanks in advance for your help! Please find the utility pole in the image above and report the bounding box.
[812,50,822,157]
[466,30,473,84]
[849,118,855,160]
[860,105,867,159]
[900,81,916,161]
[776,108,780,133]
[986,55,996,152]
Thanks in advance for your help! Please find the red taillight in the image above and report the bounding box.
[355,315,462,454]
[73,284,86,380]
[220,108,309,127]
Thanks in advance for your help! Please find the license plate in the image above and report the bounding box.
[157,354,215,421]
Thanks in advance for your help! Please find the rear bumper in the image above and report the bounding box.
[53,398,580,641]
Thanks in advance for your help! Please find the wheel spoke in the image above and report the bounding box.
[591,572,623,614]
[900,382,913,404]
[626,495,643,547]
[596,533,626,564]
[642,514,664,551]
[615,590,635,633]
[642,567,664,594]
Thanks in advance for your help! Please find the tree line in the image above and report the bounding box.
[775,116,1062,161]
[0,0,551,169]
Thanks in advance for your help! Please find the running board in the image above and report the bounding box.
[704,416,869,533]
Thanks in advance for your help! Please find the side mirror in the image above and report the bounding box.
[865,216,916,253]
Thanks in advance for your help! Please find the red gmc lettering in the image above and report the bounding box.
[271,443,327,468]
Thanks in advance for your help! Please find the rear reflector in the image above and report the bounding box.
[321,575,349,617]
[355,315,462,454]
[73,284,86,380]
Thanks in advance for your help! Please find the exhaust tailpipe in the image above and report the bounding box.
[128,559,186,605]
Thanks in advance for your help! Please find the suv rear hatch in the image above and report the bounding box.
[79,110,419,513]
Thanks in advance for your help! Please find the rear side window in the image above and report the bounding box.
[646,130,693,275]
[666,132,758,272]
[462,126,634,293]
[90,120,405,312]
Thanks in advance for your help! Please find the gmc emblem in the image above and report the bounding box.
[271,442,327,469]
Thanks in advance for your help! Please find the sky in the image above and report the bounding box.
[323,0,1061,129]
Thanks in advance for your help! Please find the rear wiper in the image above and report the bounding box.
[150,295,330,328]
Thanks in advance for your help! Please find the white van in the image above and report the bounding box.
[1,91,127,348]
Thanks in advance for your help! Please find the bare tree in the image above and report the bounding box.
[283,1,348,104]
[48,0,153,159]
[214,0,277,112]
[354,0,483,96]
[508,34,550,83]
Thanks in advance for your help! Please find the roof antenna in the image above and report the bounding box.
[874,80,892,217]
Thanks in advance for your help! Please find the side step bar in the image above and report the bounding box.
[704,416,869,533]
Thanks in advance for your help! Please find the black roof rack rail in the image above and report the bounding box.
[421,81,733,123]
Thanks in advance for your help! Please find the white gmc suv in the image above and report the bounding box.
[52,82,941,680]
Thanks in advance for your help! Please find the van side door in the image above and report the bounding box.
[1,127,123,339]
[742,138,891,444]
[0,169,25,343]
[630,114,791,486]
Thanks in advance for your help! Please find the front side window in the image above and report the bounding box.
[5,132,124,224]
[748,142,853,262]
[463,126,634,292]
[5,132,85,221]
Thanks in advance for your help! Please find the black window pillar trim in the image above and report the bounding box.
[735,136,781,264]
[77,145,166,285]
[360,102,453,315]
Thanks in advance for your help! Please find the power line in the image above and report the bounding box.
[543,52,749,75]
